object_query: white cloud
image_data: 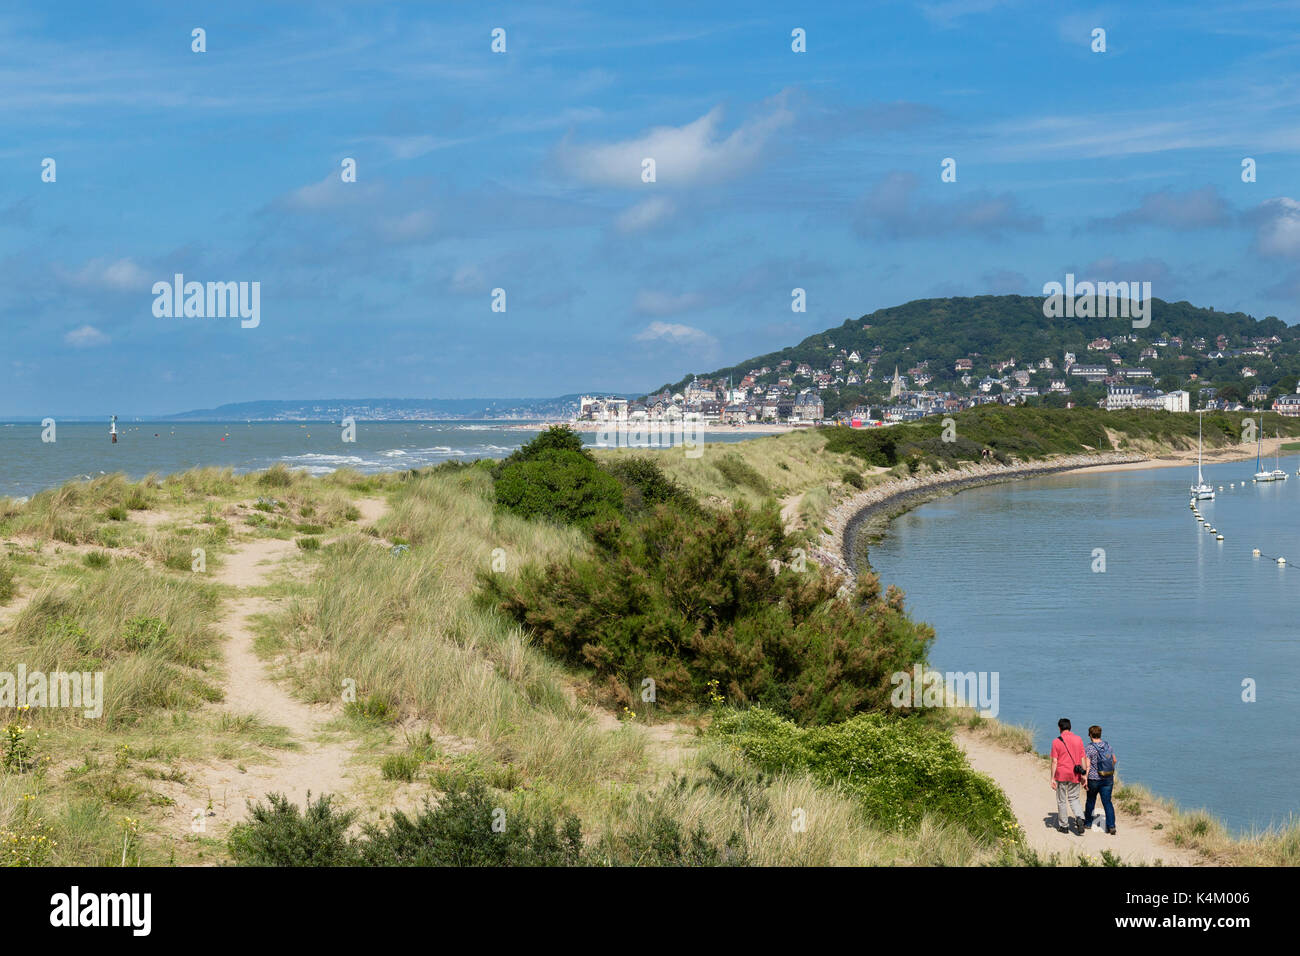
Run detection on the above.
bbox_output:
[634,321,714,346]
[556,98,794,188]
[634,290,707,316]
[450,263,485,294]
[69,257,148,291]
[64,325,110,348]
[616,197,676,234]
[375,209,435,242]
[1250,197,1300,258]
[362,135,472,161]
[281,174,382,212]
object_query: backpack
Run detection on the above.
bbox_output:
[1093,741,1115,777]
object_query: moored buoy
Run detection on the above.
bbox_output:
[1279,557,1287,565]
[1217,534,1224,540]
[1253,548,1261,556]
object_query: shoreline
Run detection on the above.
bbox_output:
[814,445,1285,861]
[816,451,1147,580]
[819,437,1297,579]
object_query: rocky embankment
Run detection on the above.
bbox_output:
[813,452,1148,580]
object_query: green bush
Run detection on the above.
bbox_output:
[482,502,932,724]
[842,470,865,489]
[714,707,1017,843]
[229,781,747,867]
[296,537,321,551]
[602,457,700,518]
[84,551,111,569]
[493,425,586,472]
[494,449,623,528]
[0,559,14,604]
[228,792,357,866]
[105,506,128,522]
[357,781,584,866]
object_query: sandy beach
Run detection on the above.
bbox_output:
[1073,435,1292,474]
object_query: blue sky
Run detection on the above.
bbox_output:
[4,0,1300,415]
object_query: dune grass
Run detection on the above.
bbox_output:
[591,429,867,509]
[4,445,1285,867]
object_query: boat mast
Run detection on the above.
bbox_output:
[1197,411,1204,484]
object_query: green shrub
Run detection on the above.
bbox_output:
[228,793,357,866]
[593,805,749,866]
[105,506,128,522]
[296,537,321,551]
[491,425,586,477]
[0,559,14,604]
[84,551,111,569]
[494,449,623,528]
[483,502,932,724]
[842,470,865,489]
[602,457,700,518]
[357,781,584,866]
[229,782,748,867]
[714,708,1017,843]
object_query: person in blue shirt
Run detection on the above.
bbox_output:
[1083,725,1118,835]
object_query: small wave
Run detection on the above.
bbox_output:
[280,454,369,466]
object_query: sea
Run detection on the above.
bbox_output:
[863,455,1300,834]
[0,420,758,500]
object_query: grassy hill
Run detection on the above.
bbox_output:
[653,295,1299,415]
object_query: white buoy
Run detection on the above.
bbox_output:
[1279,557,1287,565]
[1253,548,1261,556]
[1218,486,1223,491]
[1217,534,1224,540]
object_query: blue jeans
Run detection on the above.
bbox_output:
[1086,778,1116,829]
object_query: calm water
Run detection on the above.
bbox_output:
[865,457,1300,834]
[0,421,758,499]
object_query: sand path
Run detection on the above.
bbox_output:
[955,730,1207,866]
[174,499,390,837]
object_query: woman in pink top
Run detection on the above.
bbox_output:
[1050,717,1089,834]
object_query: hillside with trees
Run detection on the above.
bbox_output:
[652,296,1299,418]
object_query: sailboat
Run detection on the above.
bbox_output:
[1254,416,1282,481]
[1270,427,1288,481]
[1191,410,1214,499]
